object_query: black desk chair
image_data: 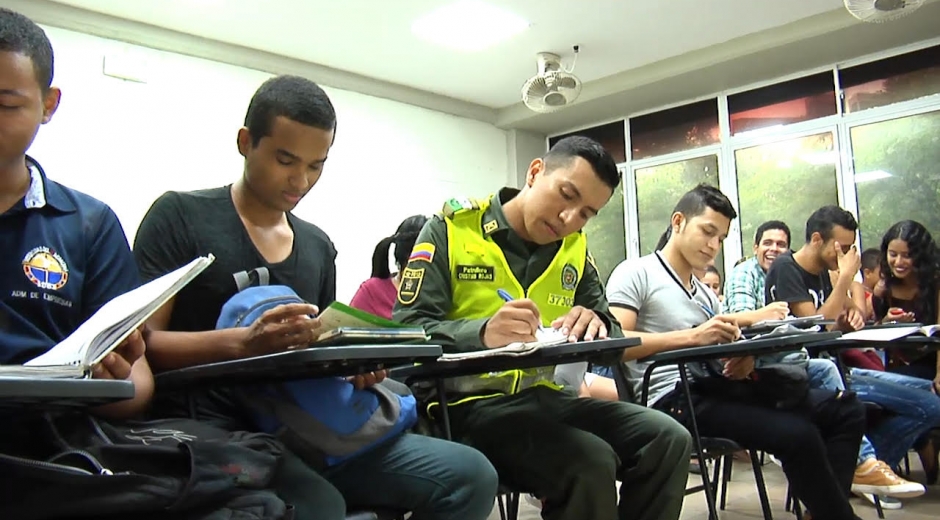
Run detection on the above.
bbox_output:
[614,363,773,520]
[631,332,840,520]
[155,345,443,520]
[394,338,640,520]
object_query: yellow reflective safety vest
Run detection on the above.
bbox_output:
[435,196,587,409]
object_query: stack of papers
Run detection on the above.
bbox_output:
[440,327,568,361]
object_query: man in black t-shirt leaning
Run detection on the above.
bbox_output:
[133,76,498,520]
[766,206,937,504]
[765,205,864,331]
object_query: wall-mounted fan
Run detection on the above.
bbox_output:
[521,47,582,113]
[844,0,924,23]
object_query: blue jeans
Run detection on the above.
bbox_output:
[807,358,879,463]
[849,368,940,468]
[274,433,499,520]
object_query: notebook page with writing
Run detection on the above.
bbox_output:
[440,327,568,361]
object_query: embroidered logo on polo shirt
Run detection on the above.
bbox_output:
[22,247,69,291]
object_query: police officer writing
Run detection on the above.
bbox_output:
[394,136,692,520]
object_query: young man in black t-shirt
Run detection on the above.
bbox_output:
[133,76,498,520]
[765,205,864,329]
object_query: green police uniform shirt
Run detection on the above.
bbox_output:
[392,188,622,353]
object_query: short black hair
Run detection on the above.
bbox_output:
[754,220,791,247]
[804,205,857,243]
[543,136,620,191]
[673,183,737,221]
[705,264,721,277]
[0,8,54,92]
[860,247,881,273]
[244,75,336,147]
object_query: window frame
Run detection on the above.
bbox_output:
[544,37,940,275]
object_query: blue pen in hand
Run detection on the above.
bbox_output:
[497,288,515,302]
[497,289,554,335]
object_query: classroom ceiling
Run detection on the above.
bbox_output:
[27,0,940,133]
[46,0,845,109]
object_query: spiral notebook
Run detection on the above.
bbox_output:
[439,327,568,361]
[0,255,214,379]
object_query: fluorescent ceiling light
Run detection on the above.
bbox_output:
[412,0,530,52]
[854,170,893,183]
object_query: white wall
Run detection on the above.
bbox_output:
[29,26,510,303]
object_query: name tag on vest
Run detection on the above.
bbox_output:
[457,265,495,282]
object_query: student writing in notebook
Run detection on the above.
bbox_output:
[394,136,693,520]
[0,9,152,419]
[133,76,498,520]
[598,186,866,520]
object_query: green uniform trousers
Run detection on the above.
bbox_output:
[447,386,691,520]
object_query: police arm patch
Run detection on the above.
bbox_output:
[397,267,425,305]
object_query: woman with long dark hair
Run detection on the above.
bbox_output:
[874,220,940,384]
[349,215,429,319]
[873,220,940,484]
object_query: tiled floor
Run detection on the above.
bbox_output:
[486,457,940,520]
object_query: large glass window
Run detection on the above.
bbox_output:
[852,110,940,249]
[734,132,840,255]
[630,100,719,160]
[583,182,626,284]
[841,45,940,113]
[635,155,721,261]
[728,73,837,135]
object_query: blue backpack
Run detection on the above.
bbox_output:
[216,285,417,469]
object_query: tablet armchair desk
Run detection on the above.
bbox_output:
[637,331,842,520]
[154,344,443,390]
[392,337,641,440]
[0,377,135,410]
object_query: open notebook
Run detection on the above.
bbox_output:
[440,327,568,361]
[312,302,428,345]
[840,324,940,342]
[0,255,214,379]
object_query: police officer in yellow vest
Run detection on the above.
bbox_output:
[393,136,692,520]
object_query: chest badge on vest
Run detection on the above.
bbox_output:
[561,263,579,291]
[457,265,495,282]
[22,246,69,291]
[398,267,425,305]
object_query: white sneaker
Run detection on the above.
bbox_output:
[524,494,543,510]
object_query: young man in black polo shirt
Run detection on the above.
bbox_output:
[133,75,498,520]
[0,8,151,418]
